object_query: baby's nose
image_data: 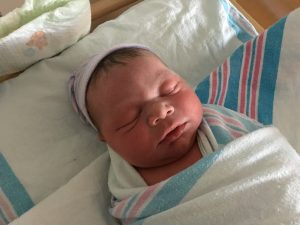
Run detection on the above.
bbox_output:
[147,102,174,126]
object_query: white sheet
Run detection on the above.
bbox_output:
[0,0,257,223]
[9,153,118,225]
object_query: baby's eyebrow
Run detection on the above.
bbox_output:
[155,68,168,77]
[115,99,138,110]
[111,101,139,121]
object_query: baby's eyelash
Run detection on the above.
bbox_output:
[117,121,132,130]
[117,113,140,132]
[165,84,179,95]
[123,118,138,132]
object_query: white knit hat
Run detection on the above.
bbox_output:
[68,43,152,130]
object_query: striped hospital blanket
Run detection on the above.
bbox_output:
[196,8,300,151]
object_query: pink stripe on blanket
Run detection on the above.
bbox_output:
[205,117,245,138]
[239,41,252,114]
[228,5,257,37]
[0,219,5,225]
[204,107,247,131]
[0,190,18,223]
[113,198,127,219]
[250,33,266,119]
[218,59,230,105]
[209,70,218,104]
[124,184,161,224]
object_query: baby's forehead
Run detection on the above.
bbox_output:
[86,50,174,105]
[88,57,172,94]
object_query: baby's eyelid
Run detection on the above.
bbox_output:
[117,113,140,131]
[166,83,179,95]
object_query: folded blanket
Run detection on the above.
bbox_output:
[110,127,300,225]
[0,0,90,78]
[196,7,300,152]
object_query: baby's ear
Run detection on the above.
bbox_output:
[98,132,106,142]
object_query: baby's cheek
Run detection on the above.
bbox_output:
[184,93,203,122]
[132,123,151,140]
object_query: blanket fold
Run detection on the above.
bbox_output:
[110,127,300,225]
[0,0,91,78]
[196,7,300,152]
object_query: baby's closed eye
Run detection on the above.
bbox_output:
[116,111,141,132]
[161,82,180,96]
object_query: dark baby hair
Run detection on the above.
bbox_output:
[89,47,151,85]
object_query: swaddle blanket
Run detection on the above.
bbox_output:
[196,7,300,152]
[110,126,300,225]
[108,104,263,201]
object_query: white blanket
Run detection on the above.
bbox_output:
[10,127,300,225]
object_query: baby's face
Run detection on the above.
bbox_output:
[86,53,203,168]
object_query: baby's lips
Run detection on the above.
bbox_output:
[159,122,187,144]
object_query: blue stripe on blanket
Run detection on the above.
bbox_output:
[195,16,287,125]
[133,151,221,225]
[195,76,210,103]
[257,17,286,124]
[216,68,222,102]
[0,153,34,223]
[223,44,243,109]
[246,38,256,115]
[219,0,256,42]
[123,195,138,218]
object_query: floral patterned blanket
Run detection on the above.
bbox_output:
[0,0,90,79]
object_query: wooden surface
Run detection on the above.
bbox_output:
[230,0,300,32]
[90,0,141,29]
[0,0,23,15]
[91,0,142,30]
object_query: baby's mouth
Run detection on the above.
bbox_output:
[159,122,187,144]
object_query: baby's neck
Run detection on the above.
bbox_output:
[136,142,202,185]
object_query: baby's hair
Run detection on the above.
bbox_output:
[89,47,151,85]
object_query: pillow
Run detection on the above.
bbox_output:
[0,0,257,223]
[0,0,91,78]
[80,0,257,86]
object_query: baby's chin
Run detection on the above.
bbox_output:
[134,142,200,185]
[135,145,195,169]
